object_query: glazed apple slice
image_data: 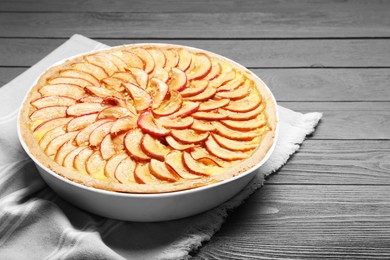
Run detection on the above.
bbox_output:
[209,70,236,88]
[115,157,137,183]
[124,83,152,112]
[165,151,201,179]
[147,48,166,68]
[124,129,151,161]
[63,146,85,169]
[177,49,192,71]
[110,115,138,135]
[197,98,230,112]
[165,136,198,151]
[221,114,266,131]
[99,53,128,71]
[149,159,178,182]
[215,83,249,99]
[33,117,72,141]
[100,134,116,160]
[89,121,113,147]
[71,62,108,80]
[204,62,221,81]
[171,129,209,144]
[97,106,134,119]
[111,71,138,85]
[186,53,212,80]
[39,126,66,151]
[112,51,144,69]
[54,140,77,165]
[30,106,68,130]
[152,89,182,116]
[130,48,155,74]
[151,68,169,83]
[134,163,159,184]
[78,96,104,103]
[167,68,187,91]
[48,77,92,88]
[212,121,260,141]
[205,136,249,161]
[137,110,170,136]
[190,147,231,167]
[45,131,78,157]
[169,101,199,118]
[184,86,217,102]
[157,116,194,129]
[84,86,124,99]
[141,134,170,161]
[67,113,98,132]
[75,119,112,145]
[212,133,259,152]
[217,73,245,92]
[127,68,149,89]
[182,151,222,176]
[104,152,128,180]
[74,147,94,174]
[86,151,107,180]
[60,69,100,86]
[39,84,86,99]
[192,110,228,120]
[85,55,118,76]
[163,49,179,69]
[221,103,265,121]
[112,132,126,152]
[147,78,168,109]
[67,103,106,116]
[180,80,208,98]
[223,92,262,112]
[191,119,216,132]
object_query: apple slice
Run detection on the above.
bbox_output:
[184,86,216,102]
[182,151,222,176]
[167,68,187,91]
[212,121,260,141]
[45,131,78,157]
[127,68,148,89]
[217,74,247,92]
[101,96,135,113]
[33,117,72,141]
[147,78,168,109]
[74,147,94,174]
[149,159,178,182]
[112,132,126,152]
[104,152,128,180]
[54,140,77,165]
[151,68,169,83]
[191,119,216,132]
[205,136,249,161]
[30,106,68,128]
[134,163,159,184]
[75,119,112,145]
[71,62,108,80]
[152,89,182,116]
[86,151,107,180]
[186,53,212,80]
[137,110,170,136]
[111,71,138,85]
[48,77,92,88]
[165,136,197,151]
[111,115,138,135]
[60,69,100,86]
[112,51,144,69]
[78,96,104,103]
[102,77,126,92]
[115,157,136,183]
[204,62,221,81]
[85,55,118,76]
[209,70,236,89]
[141,134,170,161]
[157,116,194,129]
[147,48,166,68]
[171,129,209,144]
[215,83,249,99]
[192,110,228,120]
[124,129,151,161]
[130,48,155,74]
[212,133,259,152]
[39,84,86,99]
[89,121,113,147]
[169,101,199,118]
[84,86,124,99]
[163,49,179,69]
[223,92,262,112]
[99,53,128,71]
[39,126,66,151]
[221,114,266,131]
[124,83,152,112]
[165,151,201,179]
[67,103,106,116]
[63,147,85,169]
[177,49,192,71]
[97,106,133,119]
[67,113,98,132]
[198,98,230,112]
[180,80,208,98]
[100,134,116,160]
[221,103,265,121]
[190,147,231,167]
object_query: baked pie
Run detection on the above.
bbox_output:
[19,44,277,193]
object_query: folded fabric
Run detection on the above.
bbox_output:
[0,34,322,260]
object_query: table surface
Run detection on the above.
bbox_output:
[1,0,390,258]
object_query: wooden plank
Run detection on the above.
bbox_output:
[0,68,25,86]
[268,140,390,185]
[0,12,389,38]
[3,38,390,68]
[194,185,390,259]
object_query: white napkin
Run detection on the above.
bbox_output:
[0,34,322,260]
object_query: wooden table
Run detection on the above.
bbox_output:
[1,0,389,258]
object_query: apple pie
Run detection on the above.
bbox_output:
[19,44,277,193]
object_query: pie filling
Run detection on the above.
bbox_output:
[20,45,277,193]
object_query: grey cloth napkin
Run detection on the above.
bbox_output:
[0,34,322,260]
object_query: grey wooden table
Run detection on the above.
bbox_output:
[1,0,390,258]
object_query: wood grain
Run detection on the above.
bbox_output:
[0,12,389,38]
[194,185,390,259]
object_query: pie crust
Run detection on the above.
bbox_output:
[19,44,277,194]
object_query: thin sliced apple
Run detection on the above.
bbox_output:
[149,159,178,182]
[124,83,152,112]
[204,62,221,81]
[180,80,208,98]
[124,129,151,161]
[212,133,259,152]
[100,134,116,160]
[165,151,201,179]
[192,110,228,120]
[182,151,222,176]
[167,68,187,91]
[151,68,169,83]
[112,132,126,152]
[165,136,197,151]
[60,69,100,86]
[157,116,194,129]
[147,48,166,68]
[147,78,168,109]
[177,49,192,71]
[39,84,85,99]
[111,71,138,85]
[127,68,148,89]
[75,119,112,145]
[54,140,77,165]
[152,89,182,116]
[102,77,126,92]
[134,163,159,184]
[85,55,117,76]
[217,74,247,92]
[89,121,113,147]
[39,126,66,151]
[71,62,108,80]
[191,147,231,167]
[67,113,98,132]
[104,152,128,179]
[184,86,216,102]
[191,119,216,132]
[45,131,78,157]
[111,115,138,135]
[221,114,266,130]
[115,157,137,184]
[74,147,94,174]
[78,96,104,103]
[141,134,170,161]
[97,106,133,119]
[137,110,170,136]
[215,83,249,99]
[169,101,199,118]
[130,48,155,74]
[33,117,72,141]
[221,103,265,121]
[171,129,209,144]
[30,106,68,129]
[84,86,123,99]
[63,147,85,168]
[186,53,212,80]
[198,98,230,112]
[99,53,128,71]
[223,92,262,112]
[48,77,92,88]
[163,49,179,69]
[86,151,107,180]
[67,102,106,116]
[112,51,144,69]
[209,70,236,89]
[212,121,259,141]
[205,136,249,161]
